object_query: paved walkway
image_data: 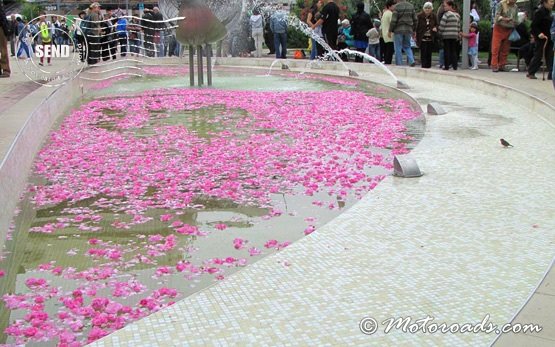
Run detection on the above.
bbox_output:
[0,71,42,115]
[2,59,555,346]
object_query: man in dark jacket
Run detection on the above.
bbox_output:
[270,6,288,59]
[0,4,11,77]
[527,0,554,80]
[313,0,339,51]
[142,9,156,57]
[389,0,417,66]
[8,14,18,57]
[263,13,275,55]
[350,2,372,62]
[152,7,165,57]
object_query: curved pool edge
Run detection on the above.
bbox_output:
[86,59,555,346]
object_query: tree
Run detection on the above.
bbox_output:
[20,3,44,21]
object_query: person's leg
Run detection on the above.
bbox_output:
[316,39,324,57]
[450,40,458,70]
[491,26,502,70]
[310,38,317,59]
[88,34,100,64]
[326,29,338,51]
[10,36,16,56]
[420,41,426,67]
[274,33,280,59]
[355,46,364,62]
[120,36,127,57]
[384,42,393,64]
[438,48,444,68]
[23,41,31,58]
[421,41,431,68]
[17,41,24,58]
[443,39,453,70]
[499,32,511,70]
[111,37,117,59]
[258,32,264,57]
[253,33,259,58]
[528,38,545,77]
[545,42,553,80]
[552,54,555,89]
[488,28,494,67]
[281,32,287,59]
[393,34,403,65]
[473,54,479,69]
[403,33,415,65]
[368,44,376,58]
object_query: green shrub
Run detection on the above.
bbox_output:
[287,26,310,49]
[477,20,491,52]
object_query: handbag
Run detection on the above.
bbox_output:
[508,28,520,42]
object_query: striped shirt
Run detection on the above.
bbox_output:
[439,11,460,40]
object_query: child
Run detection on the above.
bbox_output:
[461,22,479,70]
[366,20,380,60]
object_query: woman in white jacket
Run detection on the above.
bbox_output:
[250,8,264,58]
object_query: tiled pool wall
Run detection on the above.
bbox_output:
[0,78,90,252]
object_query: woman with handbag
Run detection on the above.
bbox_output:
[491,0,518,72]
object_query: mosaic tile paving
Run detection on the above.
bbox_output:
[91,73,555,346]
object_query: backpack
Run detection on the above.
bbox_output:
[294,49,305,59]
[116,18,127,36]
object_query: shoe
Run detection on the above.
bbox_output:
[39,62,44,66]
[443,67,449,71]
[471,66,479,70]
[0,73,10,78]
[492,68,499,72]
[48,63,52,66]
[526,74,537,79]
[409,62,415,67]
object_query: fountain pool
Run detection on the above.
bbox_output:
[0,66,422,346]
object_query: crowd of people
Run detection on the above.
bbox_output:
[0,2,183,76]
[72,3,183,65]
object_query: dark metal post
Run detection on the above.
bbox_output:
[197,45,204,86]
[206,43,212,86]
[189,45,195,86]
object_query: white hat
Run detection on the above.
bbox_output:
[341,19,350,26]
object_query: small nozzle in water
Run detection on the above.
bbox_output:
[397,80,410,89]
[281,64,289,70]
[348,69,359,77]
